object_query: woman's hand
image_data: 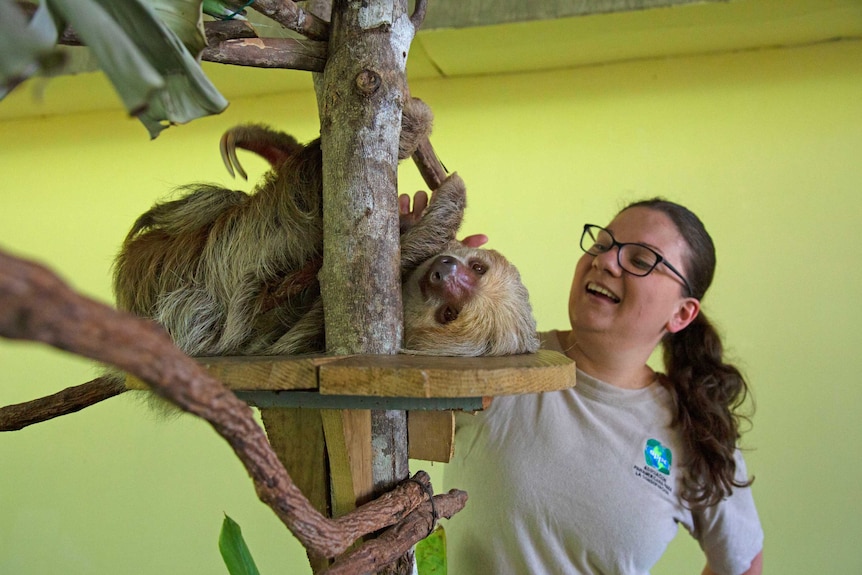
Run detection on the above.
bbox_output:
[702,550,762,575]
[460,234,488,248]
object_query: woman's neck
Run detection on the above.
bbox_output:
[558,329,656,390]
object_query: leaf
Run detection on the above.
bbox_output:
[44,0,166,116]
[415,525,447,575]
[0,0,63,97]
[1,0,227,137]
[218,514,262,575]
[149,0,207,56]
[47,0,228,138]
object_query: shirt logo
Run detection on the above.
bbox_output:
[644,438,672,475]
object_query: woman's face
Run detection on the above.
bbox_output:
[568,206,698,352]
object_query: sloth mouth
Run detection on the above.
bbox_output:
[586,282,620,303]
[436,304,460,324]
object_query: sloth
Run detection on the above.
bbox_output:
[112,98,539,358]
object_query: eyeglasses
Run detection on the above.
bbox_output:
[579,224,693,296]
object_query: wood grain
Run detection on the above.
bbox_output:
[322,409,374,517]
[319,350,576,397]
[407,410,455,463]
[127,350,575,399]
[125,354,336,391]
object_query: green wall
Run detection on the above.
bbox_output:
[1,38,860,573]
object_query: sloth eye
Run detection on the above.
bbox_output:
[470,261,487,275]
[437,305,460,324]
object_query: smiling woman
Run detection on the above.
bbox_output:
[444,198,763,575]
[580,223,694,297]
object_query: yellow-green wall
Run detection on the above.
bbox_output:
[2,38,861,573]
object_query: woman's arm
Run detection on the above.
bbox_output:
[702,550,763,575]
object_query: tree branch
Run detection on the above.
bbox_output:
[249,0,330,41]
[323,490,468,575]
[0,376,126,431]
[0,248,465,569]
[202,37,327,71]
[204,19,260,45]
[410,0,428,31]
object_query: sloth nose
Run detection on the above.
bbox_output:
[429,256,458,284]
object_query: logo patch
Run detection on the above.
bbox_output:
[644,439,672,475]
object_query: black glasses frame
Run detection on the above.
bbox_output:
[579,224,694,297]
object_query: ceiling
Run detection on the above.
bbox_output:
[1,0,860,120]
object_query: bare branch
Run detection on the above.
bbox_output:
[322,490,469,575]
[0,376,126,431]
[249,0,330,41]
[0,248,465,566]
[204,19,259,45]
[202,37,326,71]
[410,0,428,31]
[333,470,431,538]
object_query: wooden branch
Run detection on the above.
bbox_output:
[333,470,429,535]
[0,248,464,568]
[0,376,126,431]
[204,19,259,45]
[202,38,327,71]
[249,0,330,41]
[323,490,468,575]
[411,138,448,191]
[410,0,428,30]
[0,250,333,553]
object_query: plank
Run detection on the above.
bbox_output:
[319,349,576,397]
[321,409,374,516]
[126,350,575,399]
[408,410,455,463]
[124,354,334,391]
[234,391,486,411]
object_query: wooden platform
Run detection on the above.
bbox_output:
[126,349,576,407]
[126,350,575,492]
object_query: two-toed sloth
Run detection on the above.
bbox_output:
[113,98,539,358]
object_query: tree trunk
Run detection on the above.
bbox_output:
[315,1,418,573]
[318,0,410,356]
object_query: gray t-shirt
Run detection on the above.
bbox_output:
[443,330,763,575]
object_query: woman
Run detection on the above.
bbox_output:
[440,199,763,575]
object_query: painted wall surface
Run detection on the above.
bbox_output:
[1,39,860,573]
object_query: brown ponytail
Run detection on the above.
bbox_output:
[623,198,753,507]
[661,312,752,507]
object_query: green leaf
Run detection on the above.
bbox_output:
[44,0,166,116]
[47,0,228,138]
[149,0,207,56]
[219,514,261,575]
[1,0,227,137]
[416,525,447,575]
[0,0,63,97]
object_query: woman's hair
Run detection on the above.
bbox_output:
[623,198,753,508]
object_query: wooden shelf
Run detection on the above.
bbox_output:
[126,350,575,462]
[126,349,575,410]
